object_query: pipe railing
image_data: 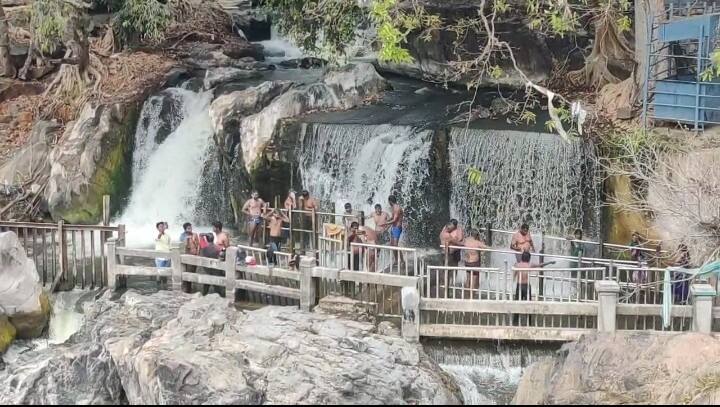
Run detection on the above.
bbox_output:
[439,244,638,267]
[349,241,418,276]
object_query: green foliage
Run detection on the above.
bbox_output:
[31,0,73,54]
[493,0,510,14]
[372,0,413,63]
[519,110,537,125]
[113,0,171,44]
[489,65,504,80]
[700,49,720,81]
[262,0,366,56]
[468,167,484,186]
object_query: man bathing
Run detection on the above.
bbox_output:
[381,195,404,247]
[368,203,390,243]
[440,219,465,267]
[511,223,535,262]
[242,191,266,246]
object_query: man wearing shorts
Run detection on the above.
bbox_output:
[440,219,464,267]
[242,191,266,246]
[464,229,487,294]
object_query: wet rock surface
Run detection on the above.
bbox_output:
[0,291,461,405]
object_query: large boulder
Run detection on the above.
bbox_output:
[44,102,138,223]
[237,63,389,172]
[513,332,720,405]
[0,291,187,404]
[0,232,49,340]
[0,316,15,355]
[0,291,461,405]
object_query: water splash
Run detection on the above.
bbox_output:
[425,341,557,405]
[118,87,215,246]
[257,26,304,63]
[297,123,434,245]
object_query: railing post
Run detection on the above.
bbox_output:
[288,210,294,252]
[359,210,365,227]
[691,283,716,334]
[312,209,318,254]
[401,285,420,343]
[106,239,117,290]
[225,247,238,306]
[539,231,545,299]
[102,195,110,226]
[58,220,67,286]
[485,222,493,246]
[299,256,317,312]
[596,280,620,333]
[170,245,183,292]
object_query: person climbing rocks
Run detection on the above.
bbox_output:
[242,191,266,247]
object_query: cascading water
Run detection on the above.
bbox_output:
[257,26,304,62]
[117,87,215,246]
[425,341,558,405]
[297,123,437,245]
[2,290,90,364]
[449,128,600,257]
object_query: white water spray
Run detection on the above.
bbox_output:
[118,88,215,246]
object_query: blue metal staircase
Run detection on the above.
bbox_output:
[643,4,720,130]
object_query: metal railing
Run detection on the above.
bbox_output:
[0,220,126,289]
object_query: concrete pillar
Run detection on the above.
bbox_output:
[596,280,620,333]
[225,247,239,306]
[170,245,183,292]
[106,239,117,290]
[691,283,716,334]
[299,256,318,312]
[401,286,420,343]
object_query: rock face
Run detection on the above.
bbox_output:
[513,332,720,405]
[0,120,61,186]
[0,232,49,340]
[237,62,389,172]
[0,291,461,405]
[206,63,389,225]
[44,102,138,223]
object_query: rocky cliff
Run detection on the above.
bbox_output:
[513,332,720,405]
[0,290,461,405]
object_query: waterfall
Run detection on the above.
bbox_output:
[297,123,435,245]
[257,26,304,62]
[449,127,599,260]
[118,87,215,246]
[3,290,91,364]
[425,341,557,405]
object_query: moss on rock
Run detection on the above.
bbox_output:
[0,315,17,354]
[9,291,51,339]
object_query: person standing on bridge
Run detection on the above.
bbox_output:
[299,190,320,250]
[242,191,266,247]
[264,208,289,265]
[566,228,585,270]
[213,222,231,250]
[463,229,487,295]
[380,195,404,266]
[343,202,362,231]
[511,223,535,262]
[514,251,555,325]
[348,221,364,271]
[440,219,465,267]
[180,222,200,256]
[367,203,390,244]
[154,221,172,288]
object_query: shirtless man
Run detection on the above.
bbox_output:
[265,209,289,264]
[510,223,535,262]
[464,229,487,294]
[213,221,230,250]
[367,203,390,243]
[284,190,296,213]
[242,191,266,246]
[513,251,555,324]
[265,209,289,248]
[360,225,379,272]
[440,219,465,267]
[343,202,361,231]
[299,190,319,212]
[381,195,404,247]
[348,222,364,271]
